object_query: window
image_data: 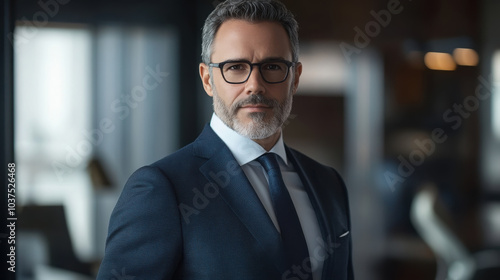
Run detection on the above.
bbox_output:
[15,23,180,262]
[15,25,94,260]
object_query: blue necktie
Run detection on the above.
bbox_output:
[257,153,311,274]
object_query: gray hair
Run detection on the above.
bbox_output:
[201,0,299,64]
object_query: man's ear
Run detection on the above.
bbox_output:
[199,63,214,97]
[292,62,302,95]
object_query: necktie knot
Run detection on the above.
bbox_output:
[256,153,280,173]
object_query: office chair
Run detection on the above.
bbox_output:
[19,205,94,277]
[410,183,500,280]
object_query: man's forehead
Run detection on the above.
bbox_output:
[211,19,293,61]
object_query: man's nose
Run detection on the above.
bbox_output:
[244,66,265,94]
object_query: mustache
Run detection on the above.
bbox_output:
[234,94,278,109]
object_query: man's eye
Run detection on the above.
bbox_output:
[226,64,247,71]
[263,63,283,71]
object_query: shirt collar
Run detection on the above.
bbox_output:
[210,113,288,166]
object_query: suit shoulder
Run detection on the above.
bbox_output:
[149,142,196,169]
[143,141,212,183]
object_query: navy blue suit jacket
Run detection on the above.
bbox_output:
[97,125,353,279]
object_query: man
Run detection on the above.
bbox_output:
[97,0,353,279]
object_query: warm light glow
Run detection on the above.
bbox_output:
[453,48,479,66]
[424,52,457,71]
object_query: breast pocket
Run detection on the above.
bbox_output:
[331,230,350,278]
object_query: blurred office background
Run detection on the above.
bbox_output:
[1,0,500,279]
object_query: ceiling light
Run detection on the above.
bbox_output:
[424,52,457,71]
[453,48,479,66]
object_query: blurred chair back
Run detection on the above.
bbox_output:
[19,205,93,276]
[410,184,475,280]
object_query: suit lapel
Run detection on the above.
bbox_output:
[194,125,287,273]
[286,147,337,279]
[286,147,335,236]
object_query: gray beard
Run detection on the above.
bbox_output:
[212,85,293,140]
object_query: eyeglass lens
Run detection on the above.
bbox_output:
[222,61,289,83]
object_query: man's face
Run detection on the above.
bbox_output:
[200,19,302,139]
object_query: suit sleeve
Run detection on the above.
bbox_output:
[97,166,182,279]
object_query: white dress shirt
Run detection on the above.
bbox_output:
[210,113,324,280]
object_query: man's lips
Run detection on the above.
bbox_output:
[240,104,272,109]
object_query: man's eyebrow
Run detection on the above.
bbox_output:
[219,56,289,63]
[219,58,251,63]
[261,56,287,61]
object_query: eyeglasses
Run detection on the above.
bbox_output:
[208,59,296,84]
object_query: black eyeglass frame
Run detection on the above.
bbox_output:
[208,59,296,84]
